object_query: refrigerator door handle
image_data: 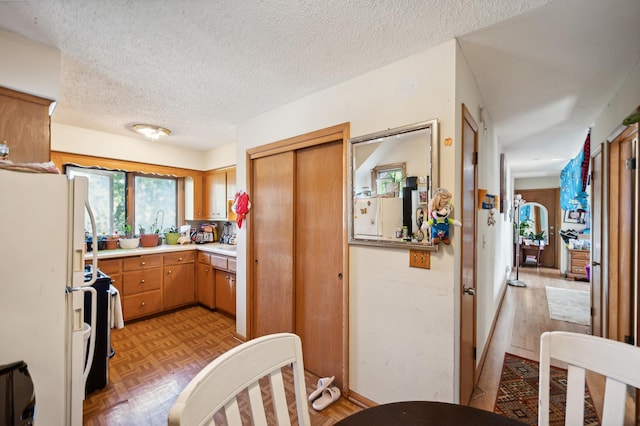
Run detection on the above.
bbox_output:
[85,200,98,286]
[71,286,97,384]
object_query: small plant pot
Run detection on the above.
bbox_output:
[119,237,140,249]
[105,239,118,250]
[165,232,180,245]
[140,233,159,247]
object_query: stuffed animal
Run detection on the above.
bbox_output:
[425,187,461,245]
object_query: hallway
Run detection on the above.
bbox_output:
[469,268,634,423]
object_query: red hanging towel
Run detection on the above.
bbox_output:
[232,191,251,229]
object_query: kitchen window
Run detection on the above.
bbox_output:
[66,166,177,236]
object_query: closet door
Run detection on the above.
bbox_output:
[607,127,636,342]
[295,141,344,382]
[251,151,295,336]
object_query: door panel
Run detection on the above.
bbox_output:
[590,147,603,337]
[295,141,344,383]
[460,104,478,405]
[252,152,295,336]
[607,131,635,342]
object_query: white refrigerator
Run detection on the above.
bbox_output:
[0,168,98,425]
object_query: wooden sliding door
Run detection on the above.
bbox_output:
[248,123,349,391]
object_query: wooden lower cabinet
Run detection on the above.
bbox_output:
[163,251,195,309]
[197,252,236,316]
[215,269,236,317]
[163,263,196,309]
[92,250,232,321]
[122,255,163,321]
[197,253,215,309]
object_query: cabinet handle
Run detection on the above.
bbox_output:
[168,270,173,274]
[178,257,183,261]
[205,268,209,272]
[140,279,145,284]
[140,302,146,307]
[141,261,146,266]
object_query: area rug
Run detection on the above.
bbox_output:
[494,353,598,425]
[545,286,590,325]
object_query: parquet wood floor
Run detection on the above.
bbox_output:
[83,306,361,425]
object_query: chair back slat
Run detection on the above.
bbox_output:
[247,381,268,425]
[539,331,640,426]
[168,333,311,426]
[269,369,291,424]
[602,378,627,425]
[564,365,585,426]
[223,398,243,425]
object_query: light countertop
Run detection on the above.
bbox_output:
[84,242,237,260]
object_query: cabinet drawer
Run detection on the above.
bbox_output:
[123,255,162,271]
[571,266,586,275]
[198,252,210,264]
[210,254,228,269]
[98,258,122,275]
[571,250,590,260]
[164,251,195,265]
[227,258,236,272]
[571,258,590,268]
[123,291,161,320]
[123,269,162,295]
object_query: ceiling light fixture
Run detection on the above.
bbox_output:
[132,124,171,140]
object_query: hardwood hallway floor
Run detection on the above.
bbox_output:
[469,267,634,424]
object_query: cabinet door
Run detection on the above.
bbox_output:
[215,269,235,316]
[197,261,215,309]
[163,263,195,309]
[205,171,227,220]
[0,87,52,163]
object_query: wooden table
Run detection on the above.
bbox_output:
[519,243,544,267]
[334,401,524,425]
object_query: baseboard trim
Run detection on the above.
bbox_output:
[474,278,509,383]
[346,390,377,409]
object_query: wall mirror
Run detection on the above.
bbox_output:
[519,201,549,245]
[348,119,439,250]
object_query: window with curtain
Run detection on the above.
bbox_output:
[66,166,177,236]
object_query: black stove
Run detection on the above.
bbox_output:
[83,264,109,282]
[82,264,112,395]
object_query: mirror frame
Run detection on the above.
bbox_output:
[348,119,439,250]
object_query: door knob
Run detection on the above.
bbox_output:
[592,261,601,267]
[463,286,475,296]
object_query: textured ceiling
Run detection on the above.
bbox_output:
[0,0,639,177]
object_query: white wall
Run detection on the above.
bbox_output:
[455,42,513,385]
[0,28,60,104]
[591,58,640,147]
[515,176,559,190]
[235,40,459,403]
[52,123,206,170]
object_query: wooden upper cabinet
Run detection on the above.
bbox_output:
[0,86,54,163]
[204,167,236,220]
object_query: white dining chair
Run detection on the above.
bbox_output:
[168,332,311,426]
[538,331,640,425]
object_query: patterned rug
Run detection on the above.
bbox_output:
[494,353,599,425]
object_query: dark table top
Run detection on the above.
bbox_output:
[334,401,525,426]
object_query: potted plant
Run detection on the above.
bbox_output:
[140,210,164,247]
[164,225,180,245]
[119,222,140,249]
[529,230,546,246]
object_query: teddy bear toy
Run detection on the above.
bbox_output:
[424,187,461,245]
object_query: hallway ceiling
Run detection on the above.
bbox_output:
[0,0,638,177]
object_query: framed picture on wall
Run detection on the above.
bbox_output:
[564,209,585,224]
